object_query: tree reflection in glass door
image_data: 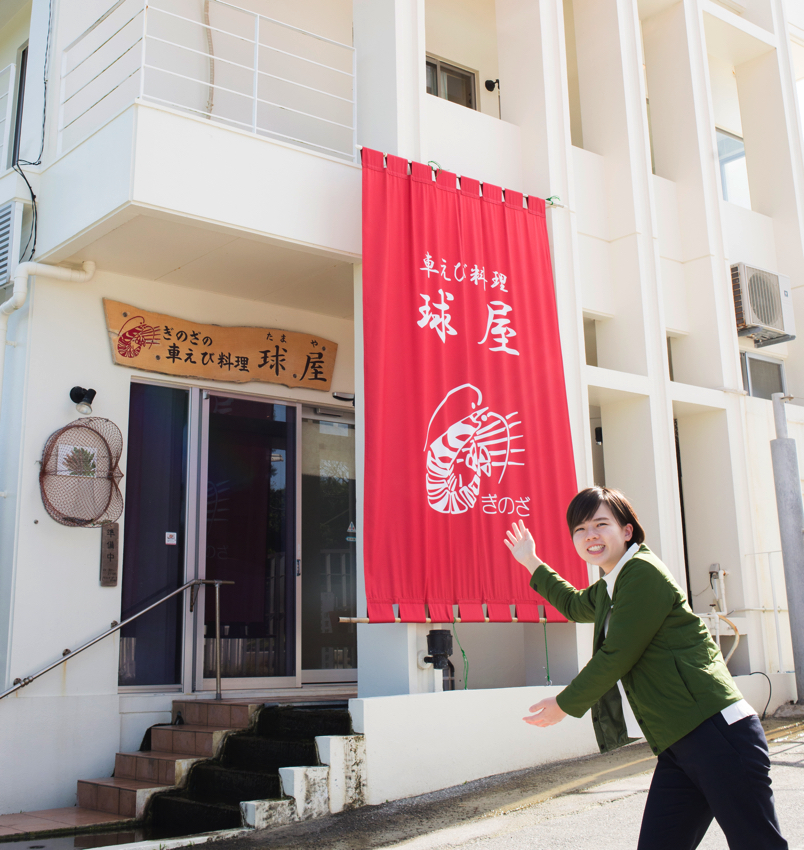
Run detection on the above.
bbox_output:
[301,418,357,675]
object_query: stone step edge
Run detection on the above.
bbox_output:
[114,752,203,786]
[150,726,234,759]
[171,701,262,730]
[77,780,175,819]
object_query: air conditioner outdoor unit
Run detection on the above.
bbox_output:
[731,262,796,348]
[0,201,13,288]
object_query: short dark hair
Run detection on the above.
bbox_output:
[566,487,646,545]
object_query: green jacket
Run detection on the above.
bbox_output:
[529,544,743,755]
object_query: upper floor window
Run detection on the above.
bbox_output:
[426,56,476,111]
[741,352,785,400]
[716,128,751,209]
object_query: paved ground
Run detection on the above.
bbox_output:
[197,722,804,850]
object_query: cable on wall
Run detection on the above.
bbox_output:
[12,0,53,262]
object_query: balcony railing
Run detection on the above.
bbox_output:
[0,64,16,171]
[59,0,356,161]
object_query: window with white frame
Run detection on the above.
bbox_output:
[716,128,751,209]
[741,352,786,400]
[426,56,477,111]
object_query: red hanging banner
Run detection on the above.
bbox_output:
[361,149,585,623]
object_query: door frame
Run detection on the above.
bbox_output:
[193,387,303,692]
[299,405,358,685]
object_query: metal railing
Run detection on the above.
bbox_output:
[0,578,234,702]
[0,64,16,172]
[59,0,356,160]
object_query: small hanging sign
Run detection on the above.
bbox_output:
[100,522,120,587]
[103,300,338,391]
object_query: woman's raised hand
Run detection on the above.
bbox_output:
[504,520,542,575]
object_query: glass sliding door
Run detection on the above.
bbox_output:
[198,393,299,689]
[119,383,189,686]
[301,414,357,682]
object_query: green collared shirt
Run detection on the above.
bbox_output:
[529,544,743,755]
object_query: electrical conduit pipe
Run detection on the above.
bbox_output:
[0,261,96,422]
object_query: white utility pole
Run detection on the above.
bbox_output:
[771,392,804,703]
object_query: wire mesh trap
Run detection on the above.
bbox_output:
[39,418,124,527]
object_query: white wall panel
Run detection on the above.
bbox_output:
[421,94,523,188]
[572,146,609,241]
[576,233,614,317]
[661,258,690,334]
[722,197,779,269]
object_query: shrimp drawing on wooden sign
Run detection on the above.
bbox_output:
[116,315,161,358]
[424,383,524,515]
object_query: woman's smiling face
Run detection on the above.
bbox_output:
[571,503,633,574]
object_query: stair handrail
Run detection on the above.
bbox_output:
[0,578,234,702]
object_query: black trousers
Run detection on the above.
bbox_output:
[637,713,787,850]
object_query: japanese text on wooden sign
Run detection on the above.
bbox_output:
[100,522,120,587]
[103,300,338,391]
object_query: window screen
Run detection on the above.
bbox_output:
[742,353,785,400]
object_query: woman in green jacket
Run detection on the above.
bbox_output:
[504,486,787,850]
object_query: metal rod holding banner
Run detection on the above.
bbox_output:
[340,617,547,624]
[354,148,565,207]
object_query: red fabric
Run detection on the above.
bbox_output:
[515,603,543,623]
[486,603,513,623]
[458,603,486,623]
[427,602,454,623]
[398,602,427,622]
[361,149,585,624]
[366,601,395,623]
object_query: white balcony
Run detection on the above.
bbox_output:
[36,2,361,315]
[59,0,356,161]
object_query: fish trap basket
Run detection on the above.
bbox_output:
[39,418,124,527]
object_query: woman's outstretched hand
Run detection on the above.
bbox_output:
[523,697,567,727]
[504,520,542,575]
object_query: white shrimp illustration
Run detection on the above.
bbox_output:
[424,384,524,514]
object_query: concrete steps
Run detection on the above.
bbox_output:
[145,703,352,839]
[0,699,261,839]
[0,698,355,841]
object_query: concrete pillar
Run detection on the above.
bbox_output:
[571,0,650,378]
[353,0,425,160]
[495,0,590,484]
[770,393,804,702]
[642,1,734,391]
[496,0,595,678]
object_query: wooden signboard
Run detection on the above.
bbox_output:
[103,300,338,391]
[100,522,120,587]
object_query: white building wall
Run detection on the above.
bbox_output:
[0,269,354,814]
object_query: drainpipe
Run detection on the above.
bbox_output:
[770,392,804,703]
[0,261,96,423]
